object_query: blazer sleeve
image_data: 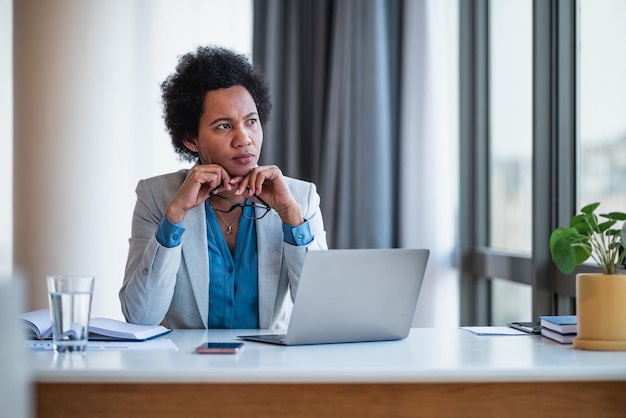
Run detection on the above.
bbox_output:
[282,179,328,298]
[119,175,183,325]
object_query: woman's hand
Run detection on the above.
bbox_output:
[235,165,304,226]
[165,165,241,224]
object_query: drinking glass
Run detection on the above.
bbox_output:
[47,275,94,353]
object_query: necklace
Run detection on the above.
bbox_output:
[213,207,241,235]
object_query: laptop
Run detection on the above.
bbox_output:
[238,248,429,345]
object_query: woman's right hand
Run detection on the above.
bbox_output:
[164,164,237,223]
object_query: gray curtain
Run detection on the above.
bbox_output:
[253,0,403,249]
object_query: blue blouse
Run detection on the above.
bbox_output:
[155,202,312,329]
[204,202,259,328]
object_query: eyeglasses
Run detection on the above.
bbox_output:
[208,185,272,220]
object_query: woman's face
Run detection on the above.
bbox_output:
[186,85,263,177]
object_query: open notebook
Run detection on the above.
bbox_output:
[21,309,171,341]
[239,248,429,345]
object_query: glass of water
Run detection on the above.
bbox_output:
[46,275,94,353]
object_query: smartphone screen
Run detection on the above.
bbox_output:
[195,342,244,354]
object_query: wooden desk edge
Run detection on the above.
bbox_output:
[37,380,626,418]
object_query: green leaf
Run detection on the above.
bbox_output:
[606,211,626,221]
[549,227,579,253]
[606,229,621,237]
[581,202,600,214]
[598,220,616,234]
[551,239,576,273]
[570,215,593,235]
[571,241,592,265]
[549,227,592,273]
[570,213,587,226]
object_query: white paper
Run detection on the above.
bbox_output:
[460,326,529,336]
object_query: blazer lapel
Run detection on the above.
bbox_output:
[256,211,283,328]
[181,203,209,328]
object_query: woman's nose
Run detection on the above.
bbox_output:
[232,126,252,146]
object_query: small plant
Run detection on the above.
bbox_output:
[550,202,626,274]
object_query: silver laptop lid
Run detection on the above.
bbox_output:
[283,248,429,345]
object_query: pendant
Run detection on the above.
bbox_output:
[226,226,233,235]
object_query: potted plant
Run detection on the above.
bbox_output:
[550,202,626,350]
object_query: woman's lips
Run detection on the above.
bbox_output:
[233,153,255,165]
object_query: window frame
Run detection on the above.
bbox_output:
[459,0,580,325]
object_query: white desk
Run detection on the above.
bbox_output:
[29,328,626,417]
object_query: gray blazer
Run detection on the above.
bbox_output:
[119,169,327,329]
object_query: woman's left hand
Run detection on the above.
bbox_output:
[234,165,304,226]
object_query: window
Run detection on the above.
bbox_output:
[487,0,534,325]
[460,0,588,325]
[488,0,533,254]
[579,0,626,214]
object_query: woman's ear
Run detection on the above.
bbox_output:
[183,139,198,153]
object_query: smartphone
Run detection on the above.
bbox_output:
[508,321,542,334]
[195,342,244,354]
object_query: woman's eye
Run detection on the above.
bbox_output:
[217,123,231,130]
[246,118,258,126]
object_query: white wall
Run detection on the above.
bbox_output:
[13,0,251,319]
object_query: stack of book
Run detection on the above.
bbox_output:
[539,315,577,344]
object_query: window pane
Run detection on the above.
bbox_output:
[488,0,533,252]
[491,278,532,324]
[579,0,626,213]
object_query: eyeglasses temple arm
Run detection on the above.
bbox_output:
[253,194,271,209]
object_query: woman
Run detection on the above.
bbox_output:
[120,46,327,329]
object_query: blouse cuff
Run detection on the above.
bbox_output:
[156,217,185,248]
[282,219,313,246]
